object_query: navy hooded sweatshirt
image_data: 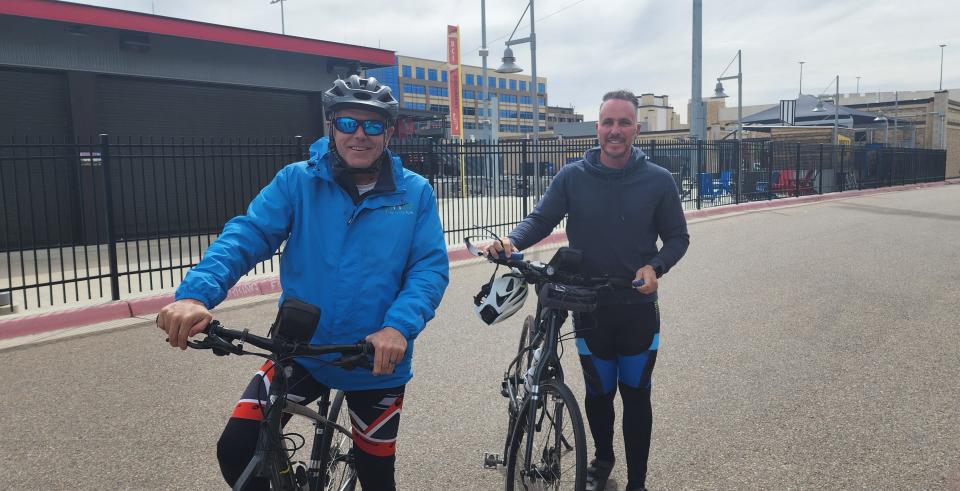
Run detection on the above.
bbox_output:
[509,146,690,303]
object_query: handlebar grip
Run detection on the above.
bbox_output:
[632,279,645,288]
[496,250,524,261]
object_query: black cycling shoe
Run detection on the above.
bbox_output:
[585,458,614,491]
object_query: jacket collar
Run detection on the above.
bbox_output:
[307,137,406,193]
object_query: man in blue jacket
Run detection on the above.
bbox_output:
[156,75,449,490]
[484,90,689,491]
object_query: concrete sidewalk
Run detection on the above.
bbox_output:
[1,178,955,349]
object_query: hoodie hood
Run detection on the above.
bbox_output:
[583,146,647,177]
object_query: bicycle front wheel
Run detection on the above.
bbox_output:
[323,391,357,491]
[505,381,586,490]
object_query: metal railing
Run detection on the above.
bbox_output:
[0,135,946,311]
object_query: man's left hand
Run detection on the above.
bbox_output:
[365,327,408,376]
[634,265,659,295]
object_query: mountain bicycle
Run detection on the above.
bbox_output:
[466,234,642,491]
[183,302,372,491]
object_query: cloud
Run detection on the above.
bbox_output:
[66,0,960,124]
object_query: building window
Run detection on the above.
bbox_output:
[429,104,450,113]
[402,65,412,78]
[538,96,545,106]
[466,74,474,86]
[415,67,425,79]
[464,122,477,129]
[498,78,506,89]
[519,80,527,92]
[463,89,475,99]
[463,106,476,115]
[520,95,532,105]
[403,83,426,95]
[509,79,517,91]
[441,71,448,82]
[428,86,449,97]
[538,83,545,93]
[501,94,517,104]
[488,76,496,88]
[428,69,437,81]
[403,101,426,110]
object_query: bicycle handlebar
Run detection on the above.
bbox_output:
[464,236,642,290]
[185,320,373,368]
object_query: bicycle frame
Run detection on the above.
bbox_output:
[499,302,570,475]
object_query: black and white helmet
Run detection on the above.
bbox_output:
[474,269,528,325]
[323,75,399,121]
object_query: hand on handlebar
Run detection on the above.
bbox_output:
[157,299,213,350]
[480,236,518,260]
[634,265,658,295]
[365,326,407,376]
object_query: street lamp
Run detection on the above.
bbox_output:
[939,44,947,91]
[856,76,861,95]
[714,49,743,203]
[714,49,742,145]
[810,75,840,145]
[269,0,286,35]
[874,111,889,146]
[496,0,541,189]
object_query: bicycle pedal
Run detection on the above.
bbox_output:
[483,452,501,468]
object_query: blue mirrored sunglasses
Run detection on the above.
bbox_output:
[333,116,387,136]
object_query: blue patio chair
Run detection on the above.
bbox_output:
[718,170,733,194]
[756,170,780,197]
[698,172,719,200]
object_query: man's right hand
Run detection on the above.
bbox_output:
[480,237,517,259]
[157,299,213,350]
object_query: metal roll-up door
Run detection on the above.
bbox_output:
[0,67,71,138]
[95,76,320,139]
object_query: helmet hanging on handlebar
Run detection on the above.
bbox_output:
[474,269,528,325]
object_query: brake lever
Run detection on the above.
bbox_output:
[333,353,373,371]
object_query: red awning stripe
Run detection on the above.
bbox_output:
[0,0,395,65]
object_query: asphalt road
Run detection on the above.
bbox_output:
[3,184,959,490]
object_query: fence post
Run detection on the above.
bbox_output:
[794,144,801,197]
[767,142,774,201]
[99,134,121,301]
[735,140,742,204]
[695,139,703,210]
[521,140,529,218]
[839,145,846,192]
[818,144,824,194]
[295,135,304,160]
[857,149,863,190]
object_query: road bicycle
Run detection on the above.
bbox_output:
[466,234,642,490]
[184,302,372,491]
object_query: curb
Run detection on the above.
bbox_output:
[1,178,956,341]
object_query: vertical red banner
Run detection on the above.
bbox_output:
[447,25,463,139]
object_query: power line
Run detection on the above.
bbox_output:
[466,0,588,55]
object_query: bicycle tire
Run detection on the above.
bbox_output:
[322,391,358,491]
[505,380,587,491]
[510,315,537,397]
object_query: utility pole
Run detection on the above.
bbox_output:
[270,0,286,35]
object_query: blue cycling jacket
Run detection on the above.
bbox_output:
[175,137,449,390]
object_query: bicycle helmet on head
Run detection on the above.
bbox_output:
[323,75,399,121]
[474,269,528,325]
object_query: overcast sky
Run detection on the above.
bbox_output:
[68,0,958,122]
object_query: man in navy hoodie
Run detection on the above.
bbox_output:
[484,90,689,490]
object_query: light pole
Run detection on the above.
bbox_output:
[939,44,947,90]
[798,61,806,96]
[497,0,540,187]
[811,75,840,145]
[714,49,742,202]
[714,49,742,143]
[856,76,861,95]
[269,0,286,35]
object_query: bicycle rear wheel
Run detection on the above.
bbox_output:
[505,381,586,490]
[323,391,357,491]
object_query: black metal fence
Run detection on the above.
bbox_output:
[0,136,946,311]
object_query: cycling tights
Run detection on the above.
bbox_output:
[575,300,660,490]
[216,359,405,491]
